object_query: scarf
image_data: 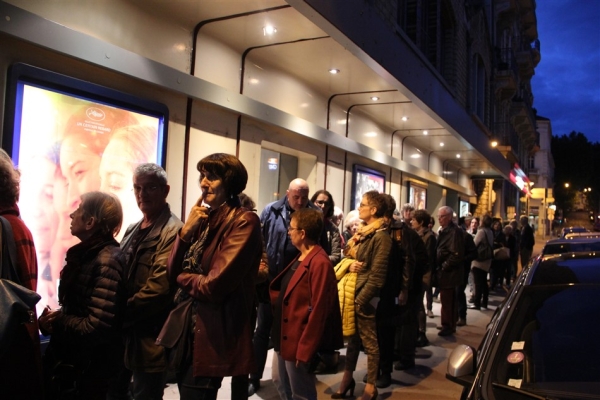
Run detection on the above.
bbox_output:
[344,217,386,259]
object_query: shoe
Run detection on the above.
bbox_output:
[482,306,489,310]
[394,359,415,370]
[248,378,260,396]
[468,297,475,304]
[456,318,466,326]
[436,325,443,330]
[360,387,378,400]
[438,328,455,336]
[427,309,434,318]
[376,373,391,388]
[331,379,356,399]
[467,304,480,310]
[416,332,430,347]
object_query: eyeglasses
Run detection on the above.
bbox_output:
[133,185,161,194]
[288,226,303,232]
[359,202,372,208]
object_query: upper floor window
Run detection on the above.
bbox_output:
[470,54,487,122]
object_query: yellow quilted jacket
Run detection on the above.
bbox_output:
[334,258,357,337]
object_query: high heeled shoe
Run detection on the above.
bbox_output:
[360,387,378,400]
[331,378,356,399]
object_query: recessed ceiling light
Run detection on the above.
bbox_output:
[263,25,277,35]
[440,142,445,147]
[337,119,347,125]
[329,69,340,74]
[249,78,259,85]
[364,131,377,137]
[456,154,461,158]
[371,96,379,101]
[423,130,428,135]
[481,171,484,174]
[491,140,498,147]
[401,116,408,121]
[410,153,421,158]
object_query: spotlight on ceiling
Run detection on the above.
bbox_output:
[423,130,428,135]
[371,96,379,101]
[329,68,340,74]
[401,116,408,121]
[456,154,461,158]
[263,25,277,35]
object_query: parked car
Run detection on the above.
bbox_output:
[541,237,600,257]
[564,232,600,239]
[558,226,588,238]
[446,251,600,400]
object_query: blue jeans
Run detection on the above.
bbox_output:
[272,352,317,400]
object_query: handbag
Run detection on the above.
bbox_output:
[0,216,41,356]
[494,246,511,260]
[476,232,493,261]
[155,296,194,372]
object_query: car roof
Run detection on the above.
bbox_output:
[528,252,600,285]
[564,232,600,239]
[541,237,600,255]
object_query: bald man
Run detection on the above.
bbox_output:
[249,178,323,395]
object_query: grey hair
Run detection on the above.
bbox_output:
[401,203,415,212]
[134,163,168,186]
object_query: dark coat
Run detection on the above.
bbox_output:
[167,202,262,377]
[46,234,126,391]
[269,246,343,363]
[120,204,183,372]
[436,222,465,288]
[0,205,43,399]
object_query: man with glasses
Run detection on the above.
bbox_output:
[249,178,323,395]
[435,206,465,337]
[109,163,183,399]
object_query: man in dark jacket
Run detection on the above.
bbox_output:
[249,178,323,395]
[519,215,535,274]
[435,206,465,336]
[111,163,183,399]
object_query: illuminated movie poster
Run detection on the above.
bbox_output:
[11,81,164,313]
[352,165,386,210]
[408,181,427,210]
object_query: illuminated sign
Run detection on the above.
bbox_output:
[509,164,532,197]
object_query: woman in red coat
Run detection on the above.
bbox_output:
[270,208,343,400]
[167,153,262,400]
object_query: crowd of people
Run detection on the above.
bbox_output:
[0,144,537,400]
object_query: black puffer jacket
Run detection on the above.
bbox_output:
[50,234,125,367]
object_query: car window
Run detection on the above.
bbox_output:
[489,285,600,399]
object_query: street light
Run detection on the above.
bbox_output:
[565,183,570,188]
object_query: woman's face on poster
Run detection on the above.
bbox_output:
[59,135,102,213]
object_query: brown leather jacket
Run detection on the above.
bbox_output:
[167,201,262,377]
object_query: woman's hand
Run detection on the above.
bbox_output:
[38,306,62,333]
[180,194,209,242]
[349,260,364,273]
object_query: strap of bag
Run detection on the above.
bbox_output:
[0,215,22,284]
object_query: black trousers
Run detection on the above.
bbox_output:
[250,302,273,381]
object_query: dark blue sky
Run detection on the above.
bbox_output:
[532,1,600,143]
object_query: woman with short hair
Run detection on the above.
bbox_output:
[39,191,126,399]
[270,208,343,400]
[167,153,263,400]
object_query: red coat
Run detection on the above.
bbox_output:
[270,245,343,363]
[168,203,262,377]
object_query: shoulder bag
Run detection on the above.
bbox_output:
[0,216,41,356]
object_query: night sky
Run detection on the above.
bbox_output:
[532,1,600,143]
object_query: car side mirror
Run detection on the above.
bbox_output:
[446,344,476,387]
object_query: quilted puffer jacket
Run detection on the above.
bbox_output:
[334,258,356,337]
